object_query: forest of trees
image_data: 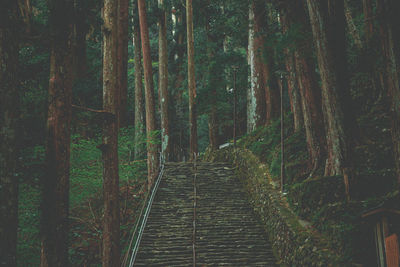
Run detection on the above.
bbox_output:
[1,0,400,265]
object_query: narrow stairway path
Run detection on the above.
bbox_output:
[134,162,277,266]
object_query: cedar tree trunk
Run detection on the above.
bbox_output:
[101,0,120,265]
[118,0,129,127]
[41,0,74,266]
[247,2,266,132]
[186,0,198,158]
[344,0,363,49]
[306,0,354,199]
[133,14,145,160]
[158,0,170,160]
[376,0,400,189]
[206,1,219,150]
[138,0,159,188]
[279,0,327,175]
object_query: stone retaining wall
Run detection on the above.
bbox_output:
[203,147,353,266]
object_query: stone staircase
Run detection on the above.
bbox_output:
[134,162,277,266]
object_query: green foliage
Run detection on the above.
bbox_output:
[17,184,41,266]
[18,128,148,266]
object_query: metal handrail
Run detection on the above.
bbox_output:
[123,153,166,267]
[192,152,197,267]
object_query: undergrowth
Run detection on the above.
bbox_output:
[18,127,147,266]
[233,110,399,264]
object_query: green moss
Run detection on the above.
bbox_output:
[203,147,347,266]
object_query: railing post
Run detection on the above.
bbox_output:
[279,74,285,193]
[232,65,238,147]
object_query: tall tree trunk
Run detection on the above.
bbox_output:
[158,0,170,160]
[361,0,384,103]
[260,3,280,125]
[206,1,218,151]
[17,0,31,34]
[306,0,354,199]
[376,0,400,189]
[133,11,145,160]
[344,0,363,49]
[118,0,129,127]
[0,2,20,266]
[101,0,120,265]
[73,0,88,80]
[247,2,267,132]
[279,0,326,175]
[186,0,198,158]
[284,50,303,132]
[363,0,374,42]
[280,7,303,131]
[138,0,159,188]
[172,6,185,161]
[40,0,74,266]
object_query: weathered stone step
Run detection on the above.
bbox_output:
[134,162,278,266]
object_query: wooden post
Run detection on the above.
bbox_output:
[385,233,399,267]
[233,66,238,146]
[280,74,285,193]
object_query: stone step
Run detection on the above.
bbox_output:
[133,162,278,266]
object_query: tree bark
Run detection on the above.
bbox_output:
[0,2,20,266]
[73,0,88,80]
[344,0,363,49]
[101,0,120,265]
[376,0,400,189]
[285,52,303,132]
[40,0,74,266]
[133,11,145,160]
[206,1,219,151]
[247,1,270,132]
[363,0,374,42]
[118,0,129,127]
[260,4,280,125]
[186,0,198,158]
[247,2,266,132]
[172,5,186,161]
[279,7,303,132]
[306,0,354,199]
[279,0,326,175]
[17,0,31,34]
[138,0,159,188]
[158,0,170,160]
